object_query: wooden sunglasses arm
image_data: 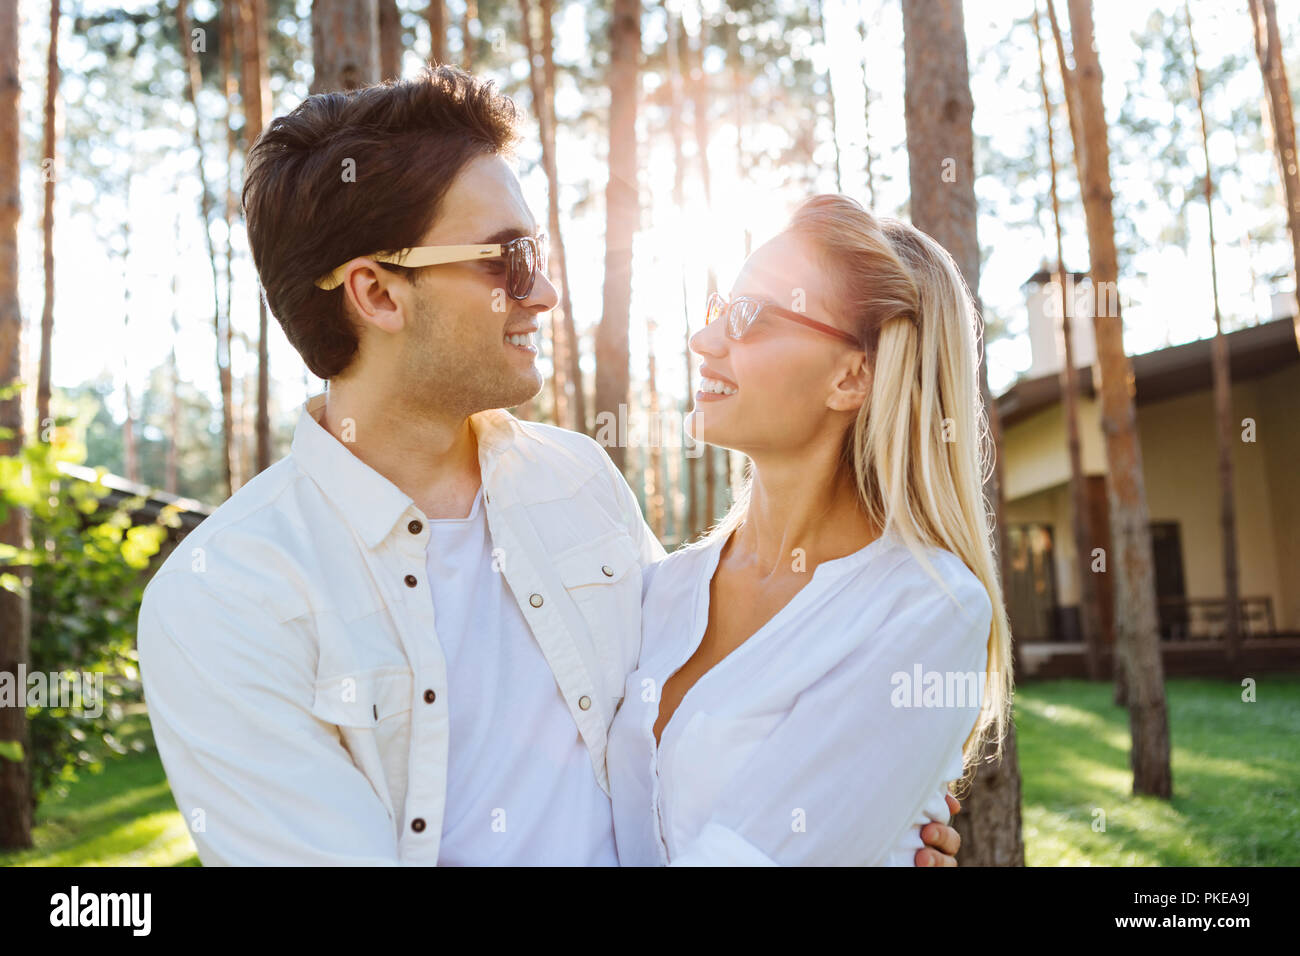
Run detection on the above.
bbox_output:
[314,244,504,290]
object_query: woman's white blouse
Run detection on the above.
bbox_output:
[608,530,992,866]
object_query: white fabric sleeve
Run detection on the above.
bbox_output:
[137,572,402,866]
[597,443,668,569]
[668,565,993,866]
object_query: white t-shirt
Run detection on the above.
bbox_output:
[607,529,992,866]
[427,485,619,865]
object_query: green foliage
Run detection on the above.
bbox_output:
[1,425,174,807]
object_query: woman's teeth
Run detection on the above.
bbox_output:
[506,332,535,348]
[699,376,737,395]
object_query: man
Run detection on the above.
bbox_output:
[136,65,963,865]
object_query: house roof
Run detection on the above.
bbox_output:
[56,461,213,534]
[995,316,1300,428]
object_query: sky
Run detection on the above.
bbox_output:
[11,0,1298,431]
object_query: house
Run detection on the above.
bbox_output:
[995,270,1300,677]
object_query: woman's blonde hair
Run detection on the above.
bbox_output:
[703,194,1013,780]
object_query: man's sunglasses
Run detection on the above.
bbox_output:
[704,292,860,347]
[314,234,548,300]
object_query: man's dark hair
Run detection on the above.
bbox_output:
[242,65,520,378]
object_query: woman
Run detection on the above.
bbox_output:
[607,194,1013,866]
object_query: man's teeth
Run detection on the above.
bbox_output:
[506,332,535,348]
[700,376,737,395]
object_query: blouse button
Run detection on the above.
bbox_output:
[601,565,614,577]
[529,593,543,608]
[408,519,423,534]
[423,688,436,704]
[410,817,426,833]
[404,574,418,588]
[578,695,592,711]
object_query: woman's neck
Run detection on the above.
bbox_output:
[731,442,880,578]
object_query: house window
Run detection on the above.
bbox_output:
[1150,521,1189,639]
[1006,523,1059,642]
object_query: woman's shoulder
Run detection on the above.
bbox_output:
[640,534,721,600]
[865,534,993,628]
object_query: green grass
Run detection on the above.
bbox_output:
[2,677,1296,866]
[1016,675,1300,866]
[0,709,199,867]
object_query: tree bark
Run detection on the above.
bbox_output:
[240,0,272,473]
[427,0,446,64]
[902,0,1024,865]
[1185,0,1240,663]
[219,0,238,494]
[311,0,379,94]
[594,0,640,472]
[1033,0,1101,677]
[540,0,585,434]
[812,0,841,192]
[0,0,33,850]
[179,0,235,497]
[520,0,582,432]
[1055,0,1172,798]
[379,0,402,81]
[1247,0,1300,351]
[36,0,59,443]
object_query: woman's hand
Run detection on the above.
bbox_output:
[914,792,962,866]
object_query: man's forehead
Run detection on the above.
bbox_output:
[428,155,537,241]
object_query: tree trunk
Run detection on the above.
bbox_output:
[1185,0,1240,664]
[1247,0,1300,351]
[689,9,715,527]
[902,0,1024,865]
[594,0,640,472]
[857,9,876,205]
[666,3,696,540]
[240,0,273,473]
[36,0,59,443]
[1033,0,1101,678]
[122,213,138,484]
[812,0,841,192]
[461,0,476,70]
[0,0,33,851]
[168,211,182,496]
[541,0,585,434]
[379,0,402,81]
[219,0,238,494]
[1055,0,1172,798]
[311,0,379,94]
[520,0,581,432]
[427,0,446,64]
[180,0,234,496]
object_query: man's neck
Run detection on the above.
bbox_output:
[317,381,483,520]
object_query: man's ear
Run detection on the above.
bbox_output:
[826,351,871,412]
[342,259,406,335]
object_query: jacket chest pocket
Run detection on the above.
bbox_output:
[553,531,643,707]
[310,667,414,822]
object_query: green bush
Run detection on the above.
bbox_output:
[0,423,174,808]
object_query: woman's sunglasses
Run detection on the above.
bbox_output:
[704,292,860,347]
[314,233,548,300]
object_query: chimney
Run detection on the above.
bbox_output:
[1024,262,1097,378]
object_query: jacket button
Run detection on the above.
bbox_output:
[529,593,543,607]
[404,574,418,588]
[411,818,426,833]
[578,695,592,710]
[423,688,436,704]
[408,519,423,534]
[601,565,614,577]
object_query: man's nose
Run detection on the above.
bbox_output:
[526,270,560,312]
